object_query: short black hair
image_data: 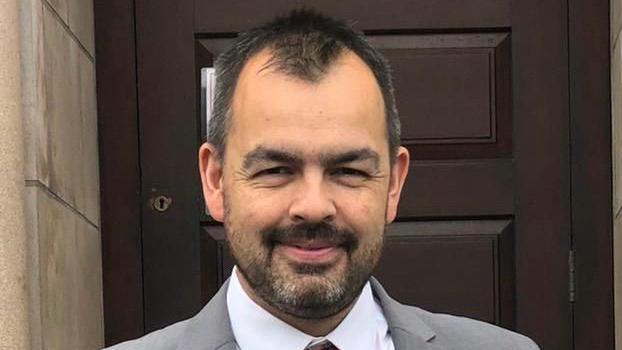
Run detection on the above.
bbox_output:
[208,9,400,162]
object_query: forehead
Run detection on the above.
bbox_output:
[227,49,387,160]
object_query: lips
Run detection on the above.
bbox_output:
[262,222,356,264]
[285,240,336,250]
[276,240,342,263]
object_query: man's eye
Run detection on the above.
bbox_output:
[254,167,292,177]
[332,168,370,178]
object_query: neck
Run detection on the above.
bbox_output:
[235,269,356,337]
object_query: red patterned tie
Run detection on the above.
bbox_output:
[306,340,339,350]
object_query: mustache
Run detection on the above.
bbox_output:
[261,222,358,252]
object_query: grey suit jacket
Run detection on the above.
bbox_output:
[105,278,539,350]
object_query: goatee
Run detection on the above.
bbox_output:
[229,221,383,319]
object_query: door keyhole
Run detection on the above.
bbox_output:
[152,195,172,212]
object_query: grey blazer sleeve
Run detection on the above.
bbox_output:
[103,319,189,350]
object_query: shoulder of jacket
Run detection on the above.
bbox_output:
[102,318,190,350]
[407,306,540,350]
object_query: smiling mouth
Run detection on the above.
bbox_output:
[276,241,343,263]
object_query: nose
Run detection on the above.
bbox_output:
[288,173,336,224]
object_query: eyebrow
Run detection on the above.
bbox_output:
[319,148,380,169]
[242,147,303,170]
[241,146,380,170]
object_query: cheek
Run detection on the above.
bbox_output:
[338,198,386,237]
[337,186,388,217]
[225,185,292,230]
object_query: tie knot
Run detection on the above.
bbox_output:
[306,340,338,350]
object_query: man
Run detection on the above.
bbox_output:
[107,10,539,350]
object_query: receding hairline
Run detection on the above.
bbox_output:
[242,47,362,84]
[233,47,384,108]
[228,47,387,132]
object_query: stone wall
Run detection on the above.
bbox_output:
[0,0,30,348]
[19,0,103,348]
[613,0,622,347]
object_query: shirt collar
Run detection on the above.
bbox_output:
[226,267,389,350]
[324,280,388,350]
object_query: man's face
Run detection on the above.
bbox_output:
[199,50,409,319]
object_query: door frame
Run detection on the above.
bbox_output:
[94,0,613,347]
[568,0,613,347]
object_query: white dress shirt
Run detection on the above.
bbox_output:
[226,267,395,350]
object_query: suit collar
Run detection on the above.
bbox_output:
[179,277,443,350]
[369,277,436,343]
[176,280,237,350]
[369,277,446,349]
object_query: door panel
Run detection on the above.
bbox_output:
[131,1,572,349]
[404,160,513,216]
[376,220,515,327]
[369,33,512,160]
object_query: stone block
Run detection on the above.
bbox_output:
[613,0,622,47]
[45,0,68,25]
[41,4,100,224]
[67,0,94,56]
[20,0,45,183]
[78,50,100,224]
[24,186,42,350]
[42,3,79,191]
[36,186,103,350]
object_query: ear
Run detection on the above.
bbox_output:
[385,146,410,223]
[198,142,225,222]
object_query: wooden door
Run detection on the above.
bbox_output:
[96,0,613,349]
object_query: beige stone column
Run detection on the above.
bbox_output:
[0,0,31,348]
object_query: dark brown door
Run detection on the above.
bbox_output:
[95,0,613,349]
[142,1,569,346]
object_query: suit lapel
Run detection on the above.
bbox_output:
[370,277,447,350]
[176,280,237,350]
[390,329,446,350]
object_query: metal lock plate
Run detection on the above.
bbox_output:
[152,195,172,212]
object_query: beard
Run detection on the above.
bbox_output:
[225,220,385,319]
